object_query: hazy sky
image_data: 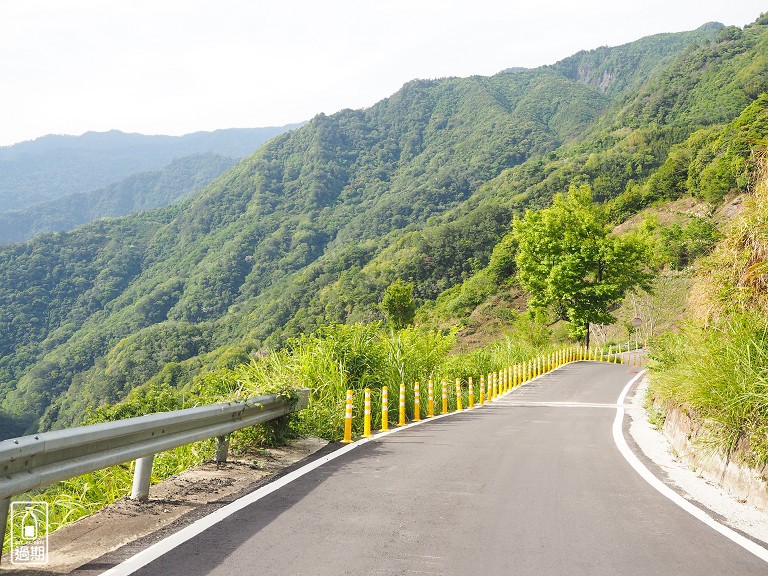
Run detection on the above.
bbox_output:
[1,1,765,146]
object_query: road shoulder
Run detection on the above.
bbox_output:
[626,377,768,547]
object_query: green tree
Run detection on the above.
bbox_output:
[512,184,650,346]
[381,280,416,329]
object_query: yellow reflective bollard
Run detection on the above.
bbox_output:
[427,379,435,418]
[479,375,485,406]
[381,386,389,432]
[342,389,354,443]
[468,377,475,408]
[363,388,373,438]
[455,379,463,411]
[441,379,448,413]
[413,381,421,422]
[398,383,406,426]
[492,372,498,400]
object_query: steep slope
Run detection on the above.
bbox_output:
[472,16,768,213]
[0,22,730,436]
[551,23,724,98]
[0,154,236,243]
[0,125,301,211]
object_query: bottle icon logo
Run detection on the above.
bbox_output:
[22,506,39,540]
[10,501,49,565]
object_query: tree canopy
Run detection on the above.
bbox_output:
[381,280,416,329]
[513,185,650,345]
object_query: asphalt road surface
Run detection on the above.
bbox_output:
[116,361,768,575]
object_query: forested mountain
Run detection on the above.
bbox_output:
[0,125,302,212]
[0,154,237,243]
[3,15,768,438]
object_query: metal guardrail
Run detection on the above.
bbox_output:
[0,389,309,562]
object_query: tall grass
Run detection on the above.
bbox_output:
[227,323,459,439]
[648,312,768,467]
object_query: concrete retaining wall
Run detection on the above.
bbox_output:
[661,406,768,513]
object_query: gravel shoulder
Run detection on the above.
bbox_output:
[627,377,768,546]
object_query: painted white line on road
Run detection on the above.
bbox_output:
[500,401,628,408]
[613,371,768,564]
[99,361,599,575]
[101,400,479,575]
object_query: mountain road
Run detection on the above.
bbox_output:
[107,361,768,576]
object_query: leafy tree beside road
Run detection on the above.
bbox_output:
[381,280,416,329]
[512,185,650,347]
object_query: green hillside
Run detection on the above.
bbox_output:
[0,153,237,243]
[5,17,768,437]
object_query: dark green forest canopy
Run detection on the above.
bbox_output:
[3,17,768,436]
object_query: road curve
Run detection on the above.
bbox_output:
[112,362,768,575]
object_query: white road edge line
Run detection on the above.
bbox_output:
[613,370,768,564]
[98,360,581,575]
[100,393,491,576]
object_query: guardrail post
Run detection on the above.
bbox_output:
[342,390,354,443]
[413,382,421,422]
[427,380,435,417]
[398,383,406,426]
[214,434,230,464]
[131,455,154,501]
[441,380,448,413]
[363,388,373,437]
[0,497,9,564]
[381,386,389,432]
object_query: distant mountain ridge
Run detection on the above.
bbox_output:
[0,125,303,212]
[0,153,237,243]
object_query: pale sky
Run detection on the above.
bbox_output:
[0,0,765,146]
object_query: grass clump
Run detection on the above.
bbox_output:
[648,313,768,466]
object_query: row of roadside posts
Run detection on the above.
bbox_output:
[341,343,645,443]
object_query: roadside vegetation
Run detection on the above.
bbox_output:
[648,148,768,468]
